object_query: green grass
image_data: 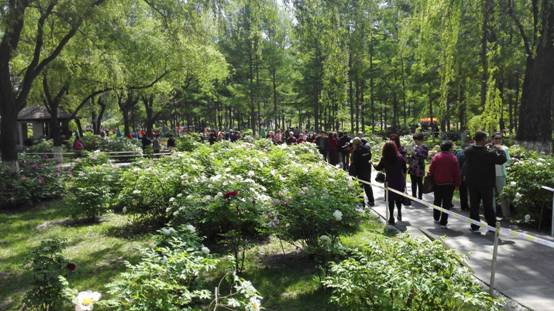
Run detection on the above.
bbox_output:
[0,203,386,310]
[241,213,388,311]
[0,201,154,310]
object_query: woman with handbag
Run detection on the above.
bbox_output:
[428,141,461,228]
[374,141,407,225]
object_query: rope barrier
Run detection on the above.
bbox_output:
[331,164,554,249]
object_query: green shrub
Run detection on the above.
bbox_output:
[275,163,360,250]
[102,226,262,311]
[80,132,103,151]
[1,155,65,208]
[21,239,70,311]
[116,154,203,223]
[98,137,142,153]
[175,133,202,151]
[168,172,273,272]
[502,157,554,225]
[72,150,110,172]
[65,164,119,221]
[323,238,500,311]
[25,139,55,153]
[508,144,540,160]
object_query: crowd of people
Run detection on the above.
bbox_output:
[317,130,510,231]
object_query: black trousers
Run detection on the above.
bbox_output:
[469,186,495,230]
[410,174,423,199]
[433,184,455,226]
[388,190,402,223]
[459,180,469,211]
[358,173,374,205]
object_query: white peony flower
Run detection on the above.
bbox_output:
[247,170,255,177]
[510,181,517,187]
[74,291,101,311]
[201,246,210,255]
[333,210,343,221]
[169,197,176,203]
[185,224,196,233]
[318,235,332,247]
[227,298,241,308]
[248,297,261,311]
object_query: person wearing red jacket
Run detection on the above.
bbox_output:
[428,140,461,228]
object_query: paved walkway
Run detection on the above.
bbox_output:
[368,177,554,311]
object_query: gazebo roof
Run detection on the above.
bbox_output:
[17,106,72,121]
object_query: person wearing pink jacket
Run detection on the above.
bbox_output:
[428,140,461,228]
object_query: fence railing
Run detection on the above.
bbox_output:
[541,185,554,237]
[330,163,554,296]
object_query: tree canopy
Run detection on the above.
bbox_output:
[1,0,553,167]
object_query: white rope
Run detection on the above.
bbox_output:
[331,163,554,249]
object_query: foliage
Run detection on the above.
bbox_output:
[24,140,66,153]
[175,134,202,152]
[65,164,120,221]
[102,226,262,311]
[502,156,554,225]
[98,137,142,154]
[0,155,65,208]
[323,238,500,311]
[72,150,110,173]
[20,239,70,311]
[80,133,103,151]
[116,154,204,223]
[169,171,273,272]
[507,144,540,160]
[275,162,361,250]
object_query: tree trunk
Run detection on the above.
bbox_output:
[516,0,554,153]
[480,0,492,111]
[94,96,107,135]
[49,103,61,145]
[348,49,354,132]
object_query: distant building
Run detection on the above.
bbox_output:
[16,106,73,147]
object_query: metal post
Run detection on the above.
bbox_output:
[541,186,554,237]
[384,182,389,223]
[489,221,501,296]
[551,192,554,237]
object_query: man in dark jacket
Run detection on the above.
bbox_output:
[464,131,507,231]
[349,137,375,206]
[337,132,351,171]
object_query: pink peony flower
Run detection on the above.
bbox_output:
[224,191,239,199]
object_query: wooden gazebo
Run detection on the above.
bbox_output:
[17,106,72,146]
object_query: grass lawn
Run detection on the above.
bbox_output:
[0,201,154,310]
[0,201,388,310]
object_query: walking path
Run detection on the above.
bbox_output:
[368,177,554,311]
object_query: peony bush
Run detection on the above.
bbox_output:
[275,162,360,250]
[101,225,263,311]
[502,156,554,226]
[1,155,66,208]
[324,238,500,310]
[65,163,120,221]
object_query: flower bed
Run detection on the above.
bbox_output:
[502,145,554,226]
[0,155,66,208]
[38,139,500,309]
